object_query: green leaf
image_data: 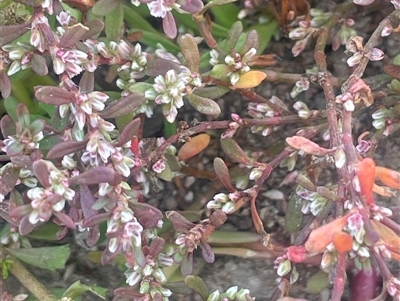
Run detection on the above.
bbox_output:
[210,3,241,30]
[92,0,121,16]
[185,275,209,300]
[306,271,330,293]
[63,280,107,300]
[123,4,155,32]
[223,21,243,53]
[27,222,61,240]
[3,96,19,121]
[105,2,123,41]
[9,245,71,271]
[285,192,303,233]
[132,29,180,54]
[220,138,251,165]
[194,86,229,99]
[156,162,173,181]
[179,34,200,73]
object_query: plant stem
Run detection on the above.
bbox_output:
[331,252,347,301]
[7,254,57,301]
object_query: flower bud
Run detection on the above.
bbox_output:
[207,290,220,301]
[277,259,291,276]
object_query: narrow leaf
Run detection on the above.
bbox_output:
[100,93,144,119]
[220,138,251,165]
[9,245,71,271]
[232,70,266,89]
[178,34,200,73]
[187,93,221,116]
[0,70,11,98]
[193,86,229,99]
[285,192,303,233]
[35,86,75,105]
[63,280,107,299]
[224,21,243,53]
[47,139,88,159]
[33,160,50,188]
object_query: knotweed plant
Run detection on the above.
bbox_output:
[1,0,400,301]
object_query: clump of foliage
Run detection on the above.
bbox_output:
[1,0,400,301]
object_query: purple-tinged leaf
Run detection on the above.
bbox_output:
[19,215,37,235]
[92,0,121,16]
[32,160,50,188]
[79,185,98,219]
[59,23,90,48]
[79,71,94,94]
[54,212,76,229]
[10,155,33,169]
[241,29,259,54]
[178,34,200,73]
[56,226,69,240]
[131,202,163,228]
[145,59,181,77]
[1,115,16,137]
[0,70,11,98]
[81,19,105,40]
[209,210,227,227]
[81,212,112,228]
[350,267,378,301]
[0,165,19,196]
[86,225,100,247]
[185,276,209,301]
[101,246,118,265]
[31,54,48,76]
[213,157,234,192]
[220,138,251,165]
[114,118,141,147]
[166,211,195,232]
[69,166,119,185]
[179,0,204,13]
[163,11,177,39]
[0,24,30,47]
[100,93,144,119]
[149,237,165,256]
[181,252,193,276]
[35,86,75,105]
[46,139,88,159]
[200,241,214,263]
[187,93,221,116]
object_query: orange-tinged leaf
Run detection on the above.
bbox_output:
[177,134,210,161]
[332,231,353,253]
[371,220,400,254]
[375,166,400,189]
[232,71,266,89]
[286,136,333,156]
[305,214,350,253]
[372,183,397,197]
[358,158,376,204]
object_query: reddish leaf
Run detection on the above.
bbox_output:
[79,185,97,219]
[69,166,118,185]
[145,59,181,77]
[99,93,144,119]
[0,70,11,98]
[332,231,353,253]
[64,0,95,11]
[79,71,94,94]
[59,23,90,48]
[178,34,200,73]
[178,134,210,161]
[46,139,88,159]
[305,213,350,253]
[286,136,334,156]
[35,86,75,105]
[187,93,221,116]
[1,115,16,137]
[358,158,376,204]
[0,24,30,47]
[375,166,400,189]
[31,54,48,76]
[32,160,50,188]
